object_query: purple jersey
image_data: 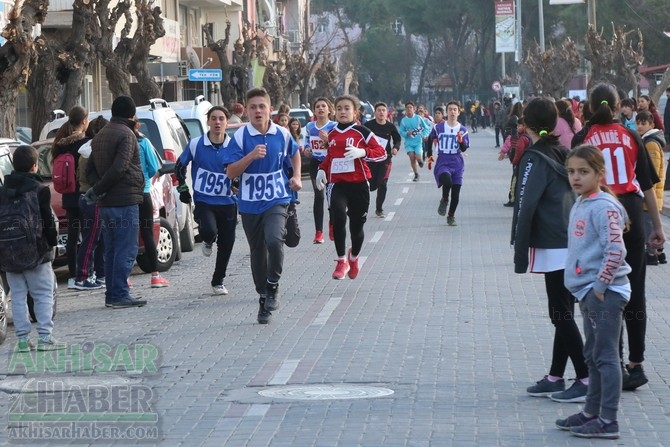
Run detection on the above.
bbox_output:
[430,121,469,186]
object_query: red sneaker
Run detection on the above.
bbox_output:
[347,249,360,279]
[313,231,324,244]
[332,259,349,280]
[151,275,170,288]
[329,222,334,241]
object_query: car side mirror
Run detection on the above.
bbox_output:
[158,161,176,175]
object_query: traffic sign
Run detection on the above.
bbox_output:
[188,69,223,81]
[492,81,502,92]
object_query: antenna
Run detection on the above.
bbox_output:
[186,46,201,69]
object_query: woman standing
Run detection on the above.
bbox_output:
[637,95,665,132]
[511,97,589,403]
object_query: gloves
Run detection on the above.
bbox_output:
[177,184,192,204]
[315,169,327,191]
[344,146,366,160]
[84,188,99,205]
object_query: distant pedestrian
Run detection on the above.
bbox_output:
[176,106,237,296]
[637,95,664,132]
[492,101,505,147]
[555,145,630,440]
[225,88,302,324]
[1,145,63,351]
[228,103,245,124]
[512,97,589,403]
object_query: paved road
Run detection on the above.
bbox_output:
[2,127,670,446]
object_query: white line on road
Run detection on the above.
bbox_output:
[268,359,301,385]
[384,212,395,221]
[402,187,409,194]
[369,231,383,243]
[394,198,403,206]
[312,297,342,326]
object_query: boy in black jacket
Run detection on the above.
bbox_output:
[1,145,62,351]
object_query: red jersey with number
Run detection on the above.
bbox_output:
[582,123,644,196]
[319,122,387,183]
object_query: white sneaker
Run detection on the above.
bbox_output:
[67,278,76,289]
[212,284,228,295]
[202,242,213,257]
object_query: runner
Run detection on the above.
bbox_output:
[303,97,336,243]
[176,106,237,296]
[399,102,431,181]
[363,102,402,218]
[314,95,386,280]
[429,101,469,226]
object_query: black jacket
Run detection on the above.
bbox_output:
[87,117,144,207]
[3,171,58,263]
[511,141,575,273]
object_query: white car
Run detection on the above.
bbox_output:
[168,95,212,140]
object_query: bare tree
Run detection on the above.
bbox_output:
[585,24,644,94]
[0,0,44,138]
[524,39,580,98]
[127,0,165,103]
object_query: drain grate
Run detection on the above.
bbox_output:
[258,384,394,401]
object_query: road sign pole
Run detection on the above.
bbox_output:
[203,81,207,99]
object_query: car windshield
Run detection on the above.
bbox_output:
[34,142,54,178]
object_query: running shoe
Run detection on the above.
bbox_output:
[413,173,419,182]
[347,249,359,279]
[375,210,385,218]
[212,284,229,295]
[332,259,350,280]
[447,216,457,226]
[257,297,271,324]
[622,364,648,390]
[570,418,619,439]
[37,336,67,351]
[313,231,324,244]
[73,278,104,290]
[556,412,598,431]
[265,283,279,311]
[151,275,170,288]
[526,375,565,397]
[16,338,36,352]
[437,199,448,216]
[202,242,213,257]
[550,380,587,403]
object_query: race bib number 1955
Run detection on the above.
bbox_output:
[241,169,289,201]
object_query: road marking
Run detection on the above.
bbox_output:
[394,198,403,206]
[369,231,383,243]
[384,212,395,221]
[246,404,270,417]
[402,187,409,194]
[268,359,301,385]
[359,256,367,268]
[312,297,342,326]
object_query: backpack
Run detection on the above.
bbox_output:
[0,186,45,273]
[52,151,76,194]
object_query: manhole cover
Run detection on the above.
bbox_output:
[0,376,137,394]
[258,384,394,400]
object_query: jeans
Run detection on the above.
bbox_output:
[7,262,54,339]
[241,205,287,295]
[101,205,139,302]
[580,289,626,421]
[76,196,104,282]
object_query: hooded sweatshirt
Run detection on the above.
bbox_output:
[640,128,666,210]
[564,191,631,300]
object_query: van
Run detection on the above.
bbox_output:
[168,95,212,139]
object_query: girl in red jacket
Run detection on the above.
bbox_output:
[315,95,387,280]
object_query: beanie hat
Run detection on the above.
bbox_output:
[111,96,137,118]
[232,103,244,114]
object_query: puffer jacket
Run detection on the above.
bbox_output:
[86,117,144,207]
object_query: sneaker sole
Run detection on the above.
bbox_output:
[622,378,648,391]
[105,302,146,308]
[257,314,272,324]
[333,271,349,280]
[527,391,562,397]
[37,345,67,351]
[571,432,619,439]
[73,286,104,290]
[151,284,169,288]
[313,240,324,244]
[550,395,586,403]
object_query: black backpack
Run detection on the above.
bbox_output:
[0,186,45,273]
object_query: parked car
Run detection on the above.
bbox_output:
[40,99,197,253]
[169,95,212,140]
[29,138,181,273]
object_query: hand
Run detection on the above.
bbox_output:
[252,144,267,159]
[344,146,366,160]
[648,229,666,249]
[318,129,329,143]
[303,148,312,157]
[289,176,302,192]
[498,151,506,161]
[84,188,98,205]
[391,148,398,156]
[179,189,192,204]
[315,169,327,190]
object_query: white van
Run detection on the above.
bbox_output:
[168,95,212,140]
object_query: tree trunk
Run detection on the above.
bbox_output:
[417,38,432,104]
[27,36,61,142]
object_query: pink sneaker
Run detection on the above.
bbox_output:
[347,249,360,279]
[151,275,170,288]
[332,258,349,280]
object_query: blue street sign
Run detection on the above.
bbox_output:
[188,69,223,81]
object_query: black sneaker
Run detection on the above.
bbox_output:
[418,160,424,168]
[257,297,272,324]
[622,364,648,390]
[658,252,667,264]
[556,412,598,431]
[437,199,448,216]
[413,173,419,182]
[570,418,619,439]
[527,375,565,397]
[264,283,279,311]
[647,252,659,265]
[550,379,587,403]
[503,201,514,207]
[105,297,147,308]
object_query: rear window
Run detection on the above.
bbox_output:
[33,142,54,178]
[139,120,163,155]
[183,119,204,139]
[167,117,189,149]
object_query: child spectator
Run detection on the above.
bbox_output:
[635,111,666,265]
[498,117,530,207]
[555,145,630,439]
[1,145,62,351]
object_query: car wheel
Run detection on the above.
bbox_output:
[28,269,57,323]
[0,283,8,345]
[179,203,196,252]
[137,217,176,273]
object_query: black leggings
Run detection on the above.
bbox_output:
[545,270,589,379]
[66,208,82,278]
[368,161,392,213]
[438,173,461,217]
[309,159,326,232]
[194,202,238,286]
[329,182,369,258]
[139,193,158,273]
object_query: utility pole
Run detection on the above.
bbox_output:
[538,0,545,52]
[587,0,596,29]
